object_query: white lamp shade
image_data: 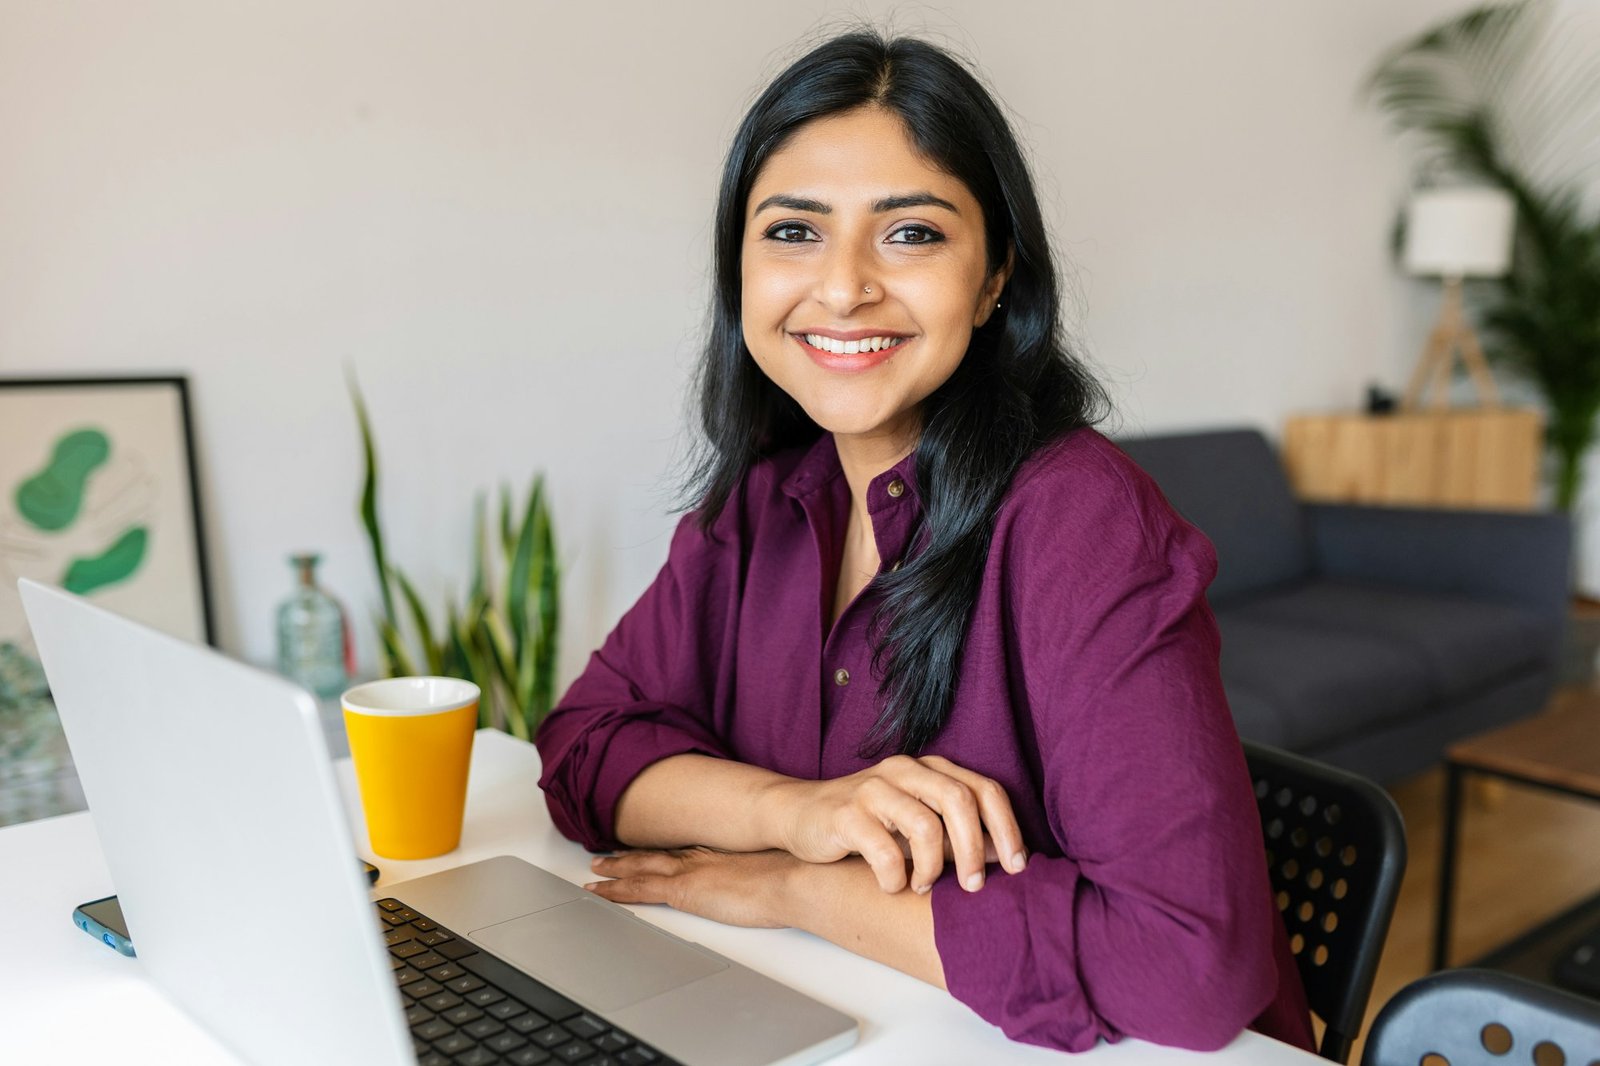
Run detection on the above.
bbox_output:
[1403,186,1516,278]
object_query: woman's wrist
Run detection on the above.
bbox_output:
[752,776,809,853]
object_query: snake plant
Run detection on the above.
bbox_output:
[351,381,560,740]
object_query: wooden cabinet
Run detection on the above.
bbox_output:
[1282,409,1543,510]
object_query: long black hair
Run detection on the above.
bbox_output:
[687,29,1110,756]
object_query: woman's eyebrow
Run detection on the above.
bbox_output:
[750,191,961,216]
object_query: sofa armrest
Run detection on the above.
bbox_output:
[1304,503,1572,620]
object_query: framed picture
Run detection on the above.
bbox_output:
[0,376,214,825]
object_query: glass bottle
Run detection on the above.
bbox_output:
[276,553,350,697]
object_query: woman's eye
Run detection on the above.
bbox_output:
[764,223,816,243]
[888,224,945,245]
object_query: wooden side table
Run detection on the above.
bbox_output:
[1433,700,1600,970]
[1283,409,1542,510]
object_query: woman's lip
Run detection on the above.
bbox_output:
[793,332,907,370]
[794,327,913,342]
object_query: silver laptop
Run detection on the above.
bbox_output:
[20,579,858,1066]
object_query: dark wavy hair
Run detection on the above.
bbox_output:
[687,29,1110,755]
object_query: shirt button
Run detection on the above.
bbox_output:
[887,479,905,498]
[833,668,850,687]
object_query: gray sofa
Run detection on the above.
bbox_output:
[1115,428,1571,785]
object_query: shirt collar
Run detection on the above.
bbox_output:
[779,432,923,513]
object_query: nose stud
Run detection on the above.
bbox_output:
[863,286,873,295]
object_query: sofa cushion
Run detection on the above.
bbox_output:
[1215,610,1434,750]
[1231,579,1553,704]
[1114,428,1310,606]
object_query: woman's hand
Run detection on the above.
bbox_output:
[758,754,1028,895]
[584,847,801,928]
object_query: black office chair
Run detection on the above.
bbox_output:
[1243,740,1407,1063]
[1361,969,1600,1066]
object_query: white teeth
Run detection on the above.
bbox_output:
[802,334,906,355]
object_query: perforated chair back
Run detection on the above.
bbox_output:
[1361,969,1600,1066]
[1244,740,1407,1062]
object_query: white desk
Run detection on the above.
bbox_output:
[2,729,1324,1065]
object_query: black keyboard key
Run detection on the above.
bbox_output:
[445,975,487,996]
[508,1011,552,1034]
[508,1048,553,1066]
[454,1049,499,1066]
[487,999,529,1021]
[567,1015,608,1040]
[433,1032,476,1055]
[406,1004,436,1027]
[394,908,420,922]
[418,1053,452,1066]
[436,939,480,961]
[441,1004,485,1027]
[485,1030,530,1054]
[422,991,464,1012]
[465,986,507,1008]
[391,940,429,959]
[376,898,404,911]
[593,1033,631,1053]
[408,980,445,1000]
[428,963,468,983]
[555,1040,597,1063]
[385,927,418,946]
[533,1026,571,1049]
[462,1017,505,1040]
[417,930,454,947]
[380,910,410,926]
[618,1049,659,1065]
[411,917,439,931]
[393,967,425,986]
[460,953,582,1021]
[413,1019,455,1042]
[389,955,405,971]
[410,951,448,971]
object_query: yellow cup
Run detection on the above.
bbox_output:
[342,677,480,860]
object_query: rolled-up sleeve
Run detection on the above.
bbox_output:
[535,511,735,852]
[931,471,1282,1052]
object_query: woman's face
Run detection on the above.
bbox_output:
[740,106,1010,453]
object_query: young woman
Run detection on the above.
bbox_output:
[534,30,1315,1054]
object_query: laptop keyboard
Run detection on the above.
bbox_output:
[377,897,685,1066]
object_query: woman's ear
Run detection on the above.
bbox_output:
[974,245,1016,328]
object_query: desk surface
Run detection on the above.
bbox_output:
[2,729,1323,1065]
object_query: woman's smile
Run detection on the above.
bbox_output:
[793,330,913,372]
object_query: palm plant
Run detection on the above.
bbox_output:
[1367,0,1600,509]
[351,382,560,740]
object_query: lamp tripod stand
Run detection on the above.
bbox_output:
[1401,276,1501,410]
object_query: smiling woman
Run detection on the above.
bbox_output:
[534,28,1317,1056]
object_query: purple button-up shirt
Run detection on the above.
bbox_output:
[535,427,1315,1053]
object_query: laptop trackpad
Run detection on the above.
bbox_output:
[469,898,727,1012]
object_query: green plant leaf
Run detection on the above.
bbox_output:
[378,616,416,679]
[349,374,397,631]
[393,567,444,676]
[506,476,544,662]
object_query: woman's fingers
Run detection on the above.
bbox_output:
[918,755,1029,874]
[904,771,988,891]
[875,789,947,894]
[590,850,682,879]
[839,804,911,893]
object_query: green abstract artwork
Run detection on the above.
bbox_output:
[15,428,110,531]
[63,527,149,595]
[12,427,148,594]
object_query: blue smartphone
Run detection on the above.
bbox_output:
[73,895,135,957]
[72,863,379,959]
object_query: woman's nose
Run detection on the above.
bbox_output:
[817,242,882,314]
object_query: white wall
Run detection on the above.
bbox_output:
[2,0,1522,684]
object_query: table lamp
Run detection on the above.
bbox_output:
[1400,186,1516,410]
